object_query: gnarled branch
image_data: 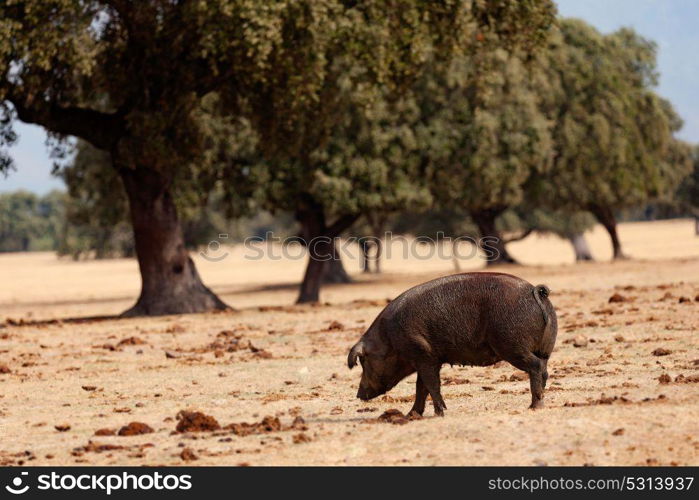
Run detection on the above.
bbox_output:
[6,90,123,150]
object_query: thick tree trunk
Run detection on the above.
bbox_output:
[295,196,358,304]
[360,237,382,274]
[361,240,371,273]
[367,215,385,274]
[297,238,331,304]
[296,196,327,304]
[471,208,517,266]
[374,238,382,274]
[118,167,229,316]
[590,205,627,260]
[322,241,352,284]
[451,240,462,272]
[568,233,593,261]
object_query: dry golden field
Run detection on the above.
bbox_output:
[0,218,698,466]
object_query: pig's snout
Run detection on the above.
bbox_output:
[357,385,379,401]
[357,386,370,400]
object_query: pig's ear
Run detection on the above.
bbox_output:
[347,341,364,369]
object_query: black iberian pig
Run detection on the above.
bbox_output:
[347,272,557,416]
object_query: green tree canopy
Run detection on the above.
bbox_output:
[421,43,553,264]
[0,190,64,252]
[1,0,560,314]
[531,19,693,258]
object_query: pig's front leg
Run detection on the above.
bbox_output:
[407,374,428,417]
[416,362,447,416]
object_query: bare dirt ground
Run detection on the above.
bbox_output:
[0,218,697,466]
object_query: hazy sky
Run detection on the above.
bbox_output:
[2,0,698,194]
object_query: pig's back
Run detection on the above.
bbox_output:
[380,273,538,362]
[387,272,530,317]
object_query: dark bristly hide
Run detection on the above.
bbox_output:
[348,272,557,416]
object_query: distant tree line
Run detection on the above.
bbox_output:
[1,1,696,314]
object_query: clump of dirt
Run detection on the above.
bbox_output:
[658,373,672,385]
[81,385,97,391]
[564,395,632,407]
[375,408,422,425]
[379,394,414,403]
[207,331,250,352]
[78,442,124,454]
[73,441,154,456]
[652,348,672,356]
[0,365,11,374]
[612,428,625,436]
[225,415,307,436]
[117,336,146,347]
[592,308,614,315]
[350,299,391,308]
[201,332,272,359]
[54,424,71,432]
[180,448,198,461]
[324,320,344,331]
[377,409,409,425]
[573,335,588,348]
[249,344,273,359]
[175,411,221,433]
[678,296,692,304]
[673,374,699,384]
[164,324,185,334]
[641,394,668,402]
[443,376,470,385]
[609,293,629,303]
[293,433,312,444]
[94,428,115,436]
[659,292,674,301]
[118,422,154,436]
[258,305,287,312]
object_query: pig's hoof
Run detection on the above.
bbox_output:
[407,409,423,418]
[433,403,446,417]
[529,400,545,410]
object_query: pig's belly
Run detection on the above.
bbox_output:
[444,344,501,367]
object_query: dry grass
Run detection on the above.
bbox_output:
[0,218,697,466]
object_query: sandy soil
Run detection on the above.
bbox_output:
[0,218,697,466]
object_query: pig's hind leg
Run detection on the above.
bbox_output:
[496,349,548,410]
[503,352,546,410]
[407,375,428,417]
[415,362,447,416]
